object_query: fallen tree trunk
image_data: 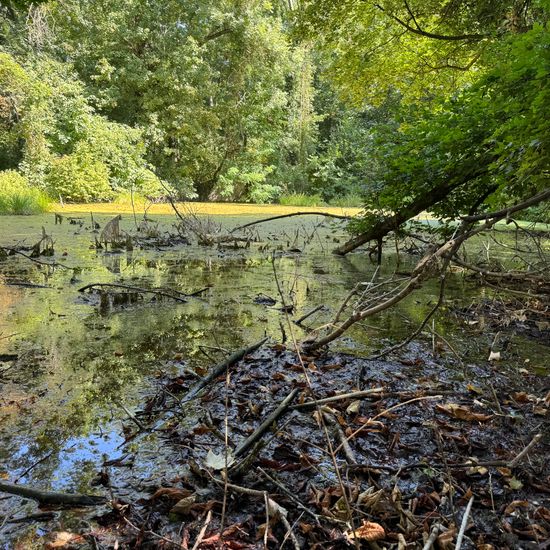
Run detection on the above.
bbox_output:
[0,480,106,506]
[307,189,550,351]
[332,168,490,256]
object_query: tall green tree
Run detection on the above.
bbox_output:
[49,0,293,200]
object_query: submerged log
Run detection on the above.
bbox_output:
[0,480,106,507]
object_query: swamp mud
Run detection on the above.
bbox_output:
[0,212,548,549]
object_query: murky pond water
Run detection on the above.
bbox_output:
[0,211,548,544]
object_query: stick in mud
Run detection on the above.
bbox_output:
[234,387,299,457]
[181,338,268,403]
[0,480,106,507]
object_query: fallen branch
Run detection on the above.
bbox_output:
[181,338,268,403]
[455,496,474,550]
[294,305,325,326]
[508,433,543,468]
[290,388,384,410]
[0,480,106,506]
[78,282,204,303]
[234,387,299,457]
[305,189,550,351]
[229,211,352,233]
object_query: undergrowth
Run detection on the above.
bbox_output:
[0,171,51,215]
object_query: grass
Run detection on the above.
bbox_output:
[328,193,364,208]
[279,193,325,207]
[0,189,51,215]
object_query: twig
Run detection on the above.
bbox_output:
[230,211,352,233]
[509,433,543,468]
[455,496,474,550]
[15,450,55,482]
[291,388,384,410]
[323,410,357,464]
[294,305,324,325]
[120,403,145,431]
[421,523,442,550]
[234,388,299,457]
[340,396,443,449]
[257,468,320,522]
[191,509,212,550]
[78,282,190,302]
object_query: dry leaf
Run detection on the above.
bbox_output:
[436,527,457,550]
[507,477,524,490]
[346,400,361,414]
[45,532,84,549]
[466,384,483,395]
[357,488,384,511]
[345,520,385,541]
[205,449,235,470]
[170,494,197,515]
[504,500,529,515]
[436,403,493,422]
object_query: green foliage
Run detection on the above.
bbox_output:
[327,193,364,208]
[49,0,293,201]
[279,193,324,207]
[297,0,540,103]
[350,18,550,233]
[45,153,113,202]
[0,170,50,214]
[519,204,550,224]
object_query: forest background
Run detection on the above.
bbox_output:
[0,0,548,227]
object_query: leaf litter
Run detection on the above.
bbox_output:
[28,341,549,549]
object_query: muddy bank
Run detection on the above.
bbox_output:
[0,212,548,548]
[2,342,549,549]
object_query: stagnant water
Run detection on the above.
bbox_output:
[0,211,548,544]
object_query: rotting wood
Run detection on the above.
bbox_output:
[0,480,106,506]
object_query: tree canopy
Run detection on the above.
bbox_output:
[0,0,548,224]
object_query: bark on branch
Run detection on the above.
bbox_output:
[306,189,550,351]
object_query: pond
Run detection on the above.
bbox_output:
[0,210,548,545]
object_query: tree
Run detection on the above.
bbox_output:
[297,0,541,103]
[49,0,294,201]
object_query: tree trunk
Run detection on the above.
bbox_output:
[332,167,489,256]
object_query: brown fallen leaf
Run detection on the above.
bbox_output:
[504,500,529,515]
[170,494,197,515]
[45,531,84,549]
[345,520,385,541]
[436,403,493,422]
[436,526,457,550]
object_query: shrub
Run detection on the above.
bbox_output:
[0,170,51,214]
[328,193,364,208]
[519,204,550,225]
[46,153,113,202]
[279,193,324,207]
